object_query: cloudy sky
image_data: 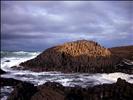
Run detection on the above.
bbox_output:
[1,1,133,51]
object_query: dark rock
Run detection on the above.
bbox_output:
[31,82,65,100]
[5,60,10,62]
[0,77,27,86]
[7,82,37,100]
[0,69,6,74]
[7,78,133,100]
[41,81,65,91]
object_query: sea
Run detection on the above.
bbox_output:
[1,51,133,100]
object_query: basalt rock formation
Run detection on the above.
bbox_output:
[7,78,133,100]
[19,40,122,73]
[7,82,37,100]
[109,45,133,74]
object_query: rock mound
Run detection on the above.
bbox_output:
[0,77,24,86]
[20,40,119,73]
[7,82,37,100]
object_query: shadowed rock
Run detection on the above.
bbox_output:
[0,77,24,86]
[7,78,133,100]
[0,69,6,74]
[7,82,37,100]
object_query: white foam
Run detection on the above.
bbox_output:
[100,72,133,84]
[1,54,38,72]
[1,51,133,87]
[0,86,13,100]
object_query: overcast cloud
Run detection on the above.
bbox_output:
[1,1,133,51]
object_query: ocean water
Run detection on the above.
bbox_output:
[0,86,13,100]
[1,51,133,99]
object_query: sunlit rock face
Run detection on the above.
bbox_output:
[19,40,120,73]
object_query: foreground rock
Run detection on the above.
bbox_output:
[7,82,37,100]
[0,77,26,86]
[0,77,37,100]
[8,78,133,100]
[0,69,6,74]
[19,40,121,73]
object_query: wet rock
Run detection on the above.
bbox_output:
[65,78,133,100]
[0,77,27,86]
[31,82,65,100]
[5,60,10,62]
[7,78,133,100]
[0,69,6,74]
[7,82,37,100]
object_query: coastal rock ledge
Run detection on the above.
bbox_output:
[7,78,133,100]
[19,40,130,73]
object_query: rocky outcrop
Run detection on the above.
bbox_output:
[7,82,37,100]
[31,82,65,100]
[7,78,133,100]
[0,77,25,86]
[19,40,120,73]
[110,45,133,74]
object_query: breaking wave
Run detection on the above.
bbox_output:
[1,51,133,87]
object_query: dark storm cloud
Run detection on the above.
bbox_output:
[1,1,133,51]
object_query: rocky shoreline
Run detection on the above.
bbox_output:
[1,77,132,100]
[0,69,133,100]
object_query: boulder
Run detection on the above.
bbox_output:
[7,82,37,100]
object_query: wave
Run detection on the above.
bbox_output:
[1,51,133,88]
[1,51,40,58]
[1,71,133,87]
[1,51,40,72]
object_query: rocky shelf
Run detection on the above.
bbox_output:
[6,78,133,100]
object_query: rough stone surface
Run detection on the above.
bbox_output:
[20,40,120,73]
[7,82,37,100]
[0,77,23,86]
[0,69,6,74]
[7,78,133,100]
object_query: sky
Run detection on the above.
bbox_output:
[1,1,133,51]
